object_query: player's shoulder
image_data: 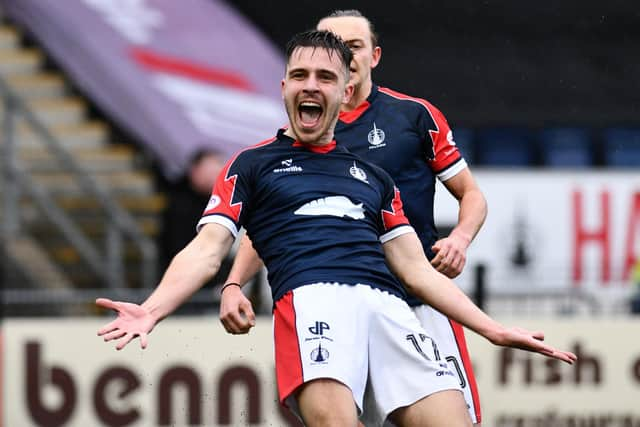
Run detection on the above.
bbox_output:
[377,86,438,111]
[225,133,282,172]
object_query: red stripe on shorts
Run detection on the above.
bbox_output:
[450,319,482,423]
[273,291,304,404]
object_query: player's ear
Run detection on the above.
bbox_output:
[343,81,355,104]
[281,78,285,99]
[371,46,382,69]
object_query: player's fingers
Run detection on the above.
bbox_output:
[139,332,148,349]
[116,333,135,351]
[102,329,126,342]
[541,348,577,365]
[241,301,256,327]
[97,320,120,336]
[96,298,119,311]
[530,330,545,341]
[221,312,244,334]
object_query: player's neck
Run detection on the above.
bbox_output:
[343,79,373,112]
[284,128,334,147]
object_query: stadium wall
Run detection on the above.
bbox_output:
[3,318,640,426]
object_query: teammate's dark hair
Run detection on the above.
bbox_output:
[285,30,353,78]
[320,9,379,47]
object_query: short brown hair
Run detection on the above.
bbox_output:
[319,9,379,47]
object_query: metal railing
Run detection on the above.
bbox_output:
[0,75,157,289]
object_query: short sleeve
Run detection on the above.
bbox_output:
[196,153,252,237]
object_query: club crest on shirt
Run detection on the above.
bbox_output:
[367,122,386,149]
[349,161,369,183]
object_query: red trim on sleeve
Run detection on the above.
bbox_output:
[382,187,410,230]
[274,292,304,404]
[202,136,278,221]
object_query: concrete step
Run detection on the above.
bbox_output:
[54,193,167,215]
[30,215,161,240]
[0,48,43,75]
[27,170,156,196]
[3,120,109,148]
[1,96,87,127]
[4,72,68,99]
[0,25,19,49]
[16,145,138,173]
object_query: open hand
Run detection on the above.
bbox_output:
[96,298,156,350]
[491,326,577,364]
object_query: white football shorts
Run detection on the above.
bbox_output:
[272,282,461,422]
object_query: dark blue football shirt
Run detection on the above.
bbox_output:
[335,85,468,306]
[198,129,414,303]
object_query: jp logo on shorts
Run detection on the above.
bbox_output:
[308,321,330,335]
[310,342,330,364]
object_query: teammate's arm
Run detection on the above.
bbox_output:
[219,234,262,334]
[431,168,487,278]
[383,231,576,364]
[97,223,234,350]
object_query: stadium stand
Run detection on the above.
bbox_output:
[475,127,536,166]
[602,127,640,167]
[0,20,165,292]
[538,127,594,168]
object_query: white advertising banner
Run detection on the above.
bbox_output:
[3,317,640,426]
[434,170,640,296]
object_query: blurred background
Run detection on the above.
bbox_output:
[1,1,639,426]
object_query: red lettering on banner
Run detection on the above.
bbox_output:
[623,192,640,281]
[572,190,611,285]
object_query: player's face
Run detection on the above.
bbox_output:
[317,16,381,93]
[282,46,353,145]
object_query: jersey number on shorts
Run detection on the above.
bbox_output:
[405,333,441,361]
[445,356,467,388]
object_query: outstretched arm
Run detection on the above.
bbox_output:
[384,232,576,364]
[97,223,234,350]
[219,234,264,334]
[431,168,487,278]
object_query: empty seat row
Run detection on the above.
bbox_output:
[452,127,640,168]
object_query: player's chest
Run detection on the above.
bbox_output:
[336,115,424,171]
[254,153,381,207]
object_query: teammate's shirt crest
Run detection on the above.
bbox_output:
[368,122,386,149]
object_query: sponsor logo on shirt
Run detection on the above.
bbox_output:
[294,196,365,220]
[273,158,303,173]
[367,122,386,149]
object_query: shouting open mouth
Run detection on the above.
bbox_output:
[298,101,323,130]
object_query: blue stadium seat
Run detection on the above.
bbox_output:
[539,127,593,167]
[451,127,475,164]
[603,128,640,167]
[475,128,535,167]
